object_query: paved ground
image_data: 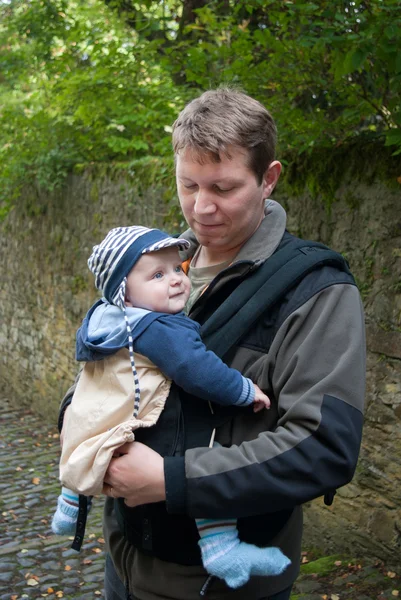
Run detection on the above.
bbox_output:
[0,397,105,599]
[1,396,400,600]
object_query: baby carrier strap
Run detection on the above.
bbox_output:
[201,232,352,359]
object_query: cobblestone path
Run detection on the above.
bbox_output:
[0,397,105,599]
[2,398,400,600]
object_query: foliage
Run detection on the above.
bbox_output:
[0,0,181,214]
[165,0,401,155]
[1,0,400,216]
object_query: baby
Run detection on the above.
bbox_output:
[52,225,290,588]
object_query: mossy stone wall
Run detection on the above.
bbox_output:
[274,150,401,561]
[0,173,172,421]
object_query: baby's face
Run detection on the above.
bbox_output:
[125,247,191,313]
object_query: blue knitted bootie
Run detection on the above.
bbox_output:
[51,495,79,535]
[199,533,291,589]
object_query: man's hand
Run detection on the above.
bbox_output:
[253,383,271,413]
[103,441,166,507]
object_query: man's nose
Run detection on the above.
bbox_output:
[194,189,216,215]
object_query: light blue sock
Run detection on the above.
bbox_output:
[51,487,92,536]
[198,529,291,589]
[51,494,79,535]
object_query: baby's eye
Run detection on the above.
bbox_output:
[153,272,163,279]
[174,265,183,273]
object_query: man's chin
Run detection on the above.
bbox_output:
[193,230,226,247]
[192,221,226,238]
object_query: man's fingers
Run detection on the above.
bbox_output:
[116,442,131,454]
[103,442,166,506]
[124,498,136,508]
[102,483,120,499]
[102,483,112,496]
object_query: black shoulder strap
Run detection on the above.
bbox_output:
[201,237,352,359]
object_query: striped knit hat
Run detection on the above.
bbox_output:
[88,226,190,416]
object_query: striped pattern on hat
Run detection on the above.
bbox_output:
[88,226,152,299]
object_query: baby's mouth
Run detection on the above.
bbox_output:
[170,290,184,299]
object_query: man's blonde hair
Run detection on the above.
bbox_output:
[172,88,277,184]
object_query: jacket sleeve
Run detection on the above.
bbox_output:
[133,316,254,407]
[164,283,365,517]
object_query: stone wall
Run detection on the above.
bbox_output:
[1,162,400,561]
[274,175,401,561]
[0,174,171,421]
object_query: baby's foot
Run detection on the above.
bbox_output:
[199,538,291,589]
[51,495,79,535]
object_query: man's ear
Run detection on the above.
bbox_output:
[262,161,282,198]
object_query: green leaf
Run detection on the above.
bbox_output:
[339,47,370,77]
[384,129,401,147]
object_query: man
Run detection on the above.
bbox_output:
[59,88,365,600]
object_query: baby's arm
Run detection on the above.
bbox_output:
[134,315,270,410]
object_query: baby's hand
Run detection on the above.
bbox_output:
[253,384,271,413]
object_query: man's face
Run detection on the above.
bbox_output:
[125,247,191,314]
[176,146,280,258]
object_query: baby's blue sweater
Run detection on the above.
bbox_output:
[76,299,254,408]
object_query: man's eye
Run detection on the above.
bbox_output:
[183,183,197,190]
[215,186,233,193]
